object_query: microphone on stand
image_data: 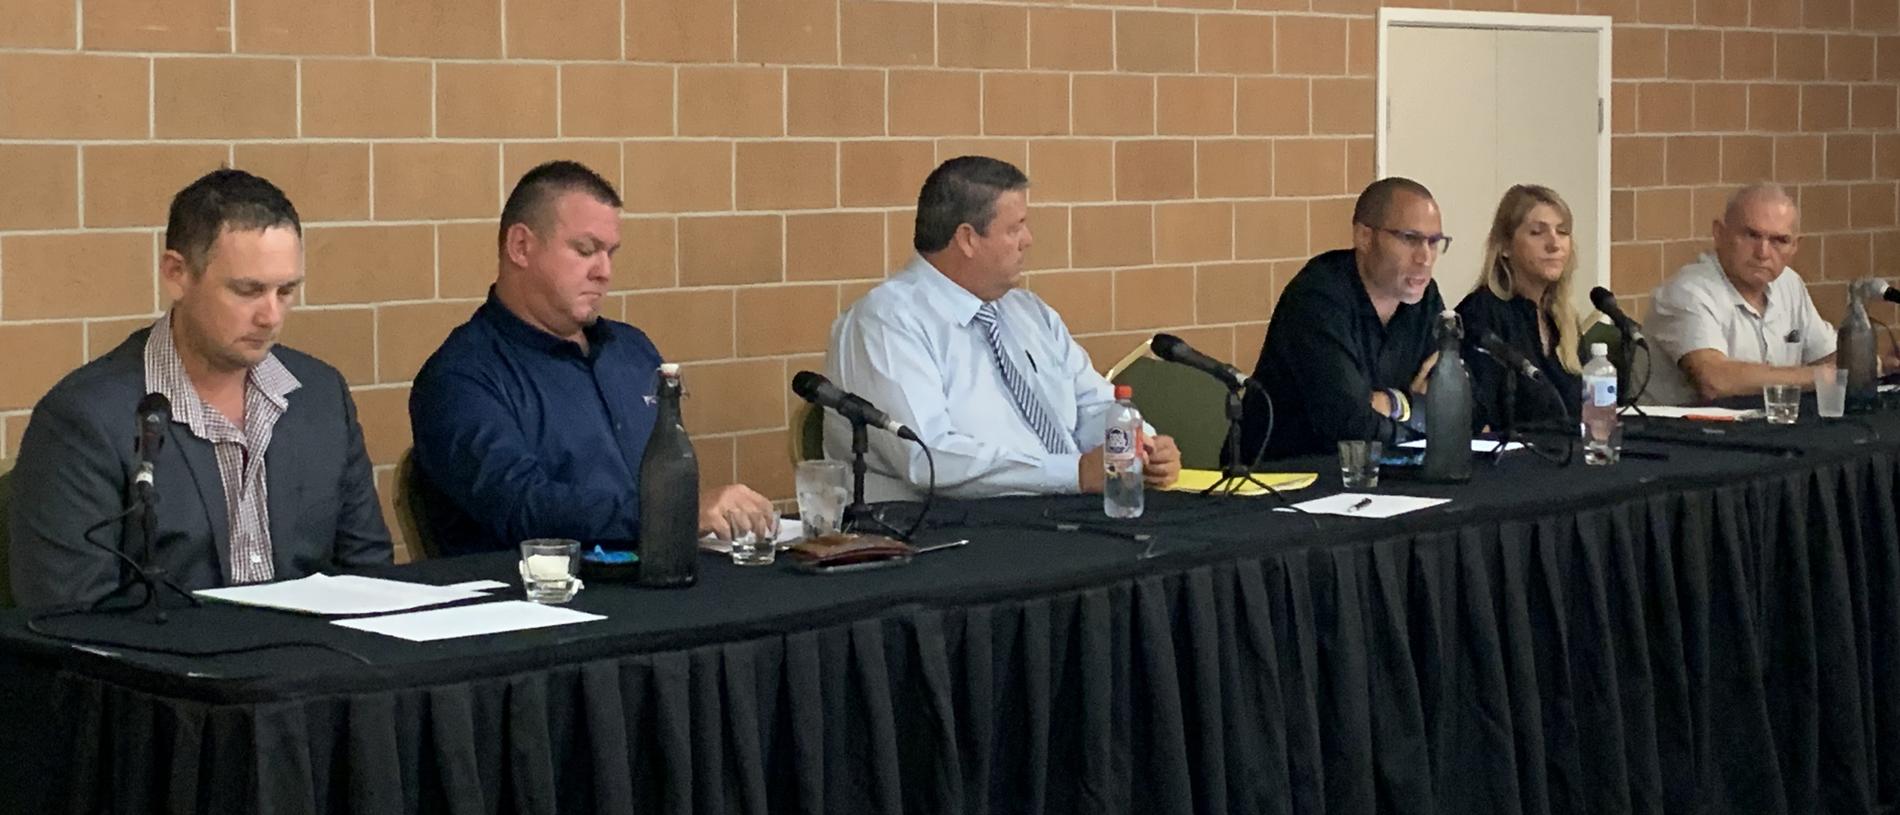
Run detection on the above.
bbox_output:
[1149,333,1249,389]
[1476,332,1543,381]
[791,371,919,442]
[1589,287,1647,346]
[134,393,169,508]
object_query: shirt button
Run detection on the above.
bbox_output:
[249,553,262,564]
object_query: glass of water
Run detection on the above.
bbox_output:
[518,538,581,604]
[1337,440,1382,488]
[795,459,851,538]
[1814,367,1847,419]
[1763,383,1802,424]
[727,511,781,567]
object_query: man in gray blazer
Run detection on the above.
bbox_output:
[9,169,391,608]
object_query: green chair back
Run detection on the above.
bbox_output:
[0,459,14,608]
[393,449,442,562]
[791,402,825,463]
[1109,356,1233,470]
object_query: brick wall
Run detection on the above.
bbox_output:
[0,0,1895,556]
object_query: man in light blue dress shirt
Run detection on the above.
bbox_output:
[826,156,1183,501]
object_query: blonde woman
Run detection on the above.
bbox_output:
[1455,184,1585,428]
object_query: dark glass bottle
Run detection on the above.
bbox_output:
[1421,310,1473,483]
[637,364,699,588]
[1840,284,1878,414]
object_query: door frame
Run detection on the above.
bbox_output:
[1375,8,1613,297]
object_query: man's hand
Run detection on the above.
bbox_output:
[1410,352,1439,395]
[1142,434,1182,488]
[1077,447,1106,493]
[698,483,778,541]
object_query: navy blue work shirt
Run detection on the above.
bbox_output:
[409,291,662,555]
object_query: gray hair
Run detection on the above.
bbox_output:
[1723,181,1797,228]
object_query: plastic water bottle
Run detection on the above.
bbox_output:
[1580,343,1621,465]
[1103,385,1144,518]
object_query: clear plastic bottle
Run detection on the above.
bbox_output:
[1580,342,1622,465]
[1103,385,1144,518]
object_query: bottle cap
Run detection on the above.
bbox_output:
[1114,384,1133,399]
[659,363,681,376]
[1589,342,1608,358]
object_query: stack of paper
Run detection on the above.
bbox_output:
[1276,492,1451,518]
[333,601,605,642]
[194,574,492,615]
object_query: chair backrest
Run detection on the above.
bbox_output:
[790,401,824,463]
[1109,356,1233,471]
[393,449,442,562]
[0,459,13,608]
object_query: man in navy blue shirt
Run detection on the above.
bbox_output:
[409,161,776,556]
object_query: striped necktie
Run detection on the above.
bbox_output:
[973,301,1073,454]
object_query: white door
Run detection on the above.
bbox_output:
[1381,10,1610,319]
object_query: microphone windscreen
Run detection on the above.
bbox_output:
[1149,333,1187,361]
[790,370,826,402]
[1589,286,1618,313]
[137,392,171,419]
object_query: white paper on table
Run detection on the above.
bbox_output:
[698,517,804,554]
[444,580,510,592]
[1636,405,1764,420]
[332,600,605,642]
[1398,439,1526,453]
[1275,492,1451,518]
[193,574,491,616]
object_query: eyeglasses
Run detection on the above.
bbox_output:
[1369,226,1453,255]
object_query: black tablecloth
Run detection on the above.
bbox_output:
[3,412,1898,814]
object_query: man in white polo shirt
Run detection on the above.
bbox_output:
[1644,182,1836,405]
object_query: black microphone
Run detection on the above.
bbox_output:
[1476,332,1543,381]
[134,392,169,503]
[1150,333,1248,389]
[1589,286,1647,346]
[1854,277,1900,305]
[791,371,920,442]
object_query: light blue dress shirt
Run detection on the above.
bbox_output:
[825,255,1118,501]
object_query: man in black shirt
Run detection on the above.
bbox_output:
[1239,178,1448,460]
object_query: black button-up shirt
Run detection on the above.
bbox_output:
[1454,286,1582,430]
[1240,249,1443,460]
[409,291,663,555]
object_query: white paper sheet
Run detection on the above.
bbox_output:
[444,580,510,592]
[333,600,606,642]
[1276,492,1451,518]
[1635,406,1763,420]
[194,574,490,616]
[1398,439,1527,453]
[697,517,804,554]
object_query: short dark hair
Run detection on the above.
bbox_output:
[1351,177,1435,229]
[498,160,624,251]
[913,156,1030,254]
[164,168,301,274]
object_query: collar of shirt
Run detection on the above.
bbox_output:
[1698,251,1790,319]
[141,312,301,441]
[476,287,616,360]
[901,255,989,328]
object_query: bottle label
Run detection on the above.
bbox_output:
[1105,426,1135,457]
[1586,375,1617,407]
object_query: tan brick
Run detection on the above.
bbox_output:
[787,68,884,136]
[1025,206,1069,271]
[627,0,733,62]
[1155,202,1233,263]
[737,284,836,355]
[936,139,1028,170]
[232,144,371,223]
[1195,262,1274,325]
[1879,134,1900,179]
[375,301,470,383]
[376,0,501,57]
[153,58,296,138]
[1636,83,1694,133]
[1667,29,1722,80]
[1275,140,1347,196]
[561,65,672,138]
[1232,322,1267,367]
[1197,139,1273,199]
[1234,199,1307,260]
[1778,33,1826,81]
[436,222,498,298]
[625,289,735,361]
[238,0,370,54]
[679,67,784,137]
[840,0,932,67]
[1699,0,1749,24]
[506,0,618,58]
[85,0,226,51]
[0,323,86,411]
[1198,14,1273,75]
[1114,141,1194,201]
[0,146,78,230]
[678,359,787,434]
[889,70,981,136]
[1027,270,1112,334]
[1634,188,1693,240]
[679,215,783,285]
[301,59,432,138]
[1723,31,1774,80]
[736,141,837,210]
[82,145,228,229]
[303,225,434,304]
[985,72,1070,137]
[1826,133,1873,180]
[1157,76,1234,136]
[1307,197,1354,251]
[1801,184,1851,233]
[1611,189,1635,241]
[1238,77,1308,135]
[350,386,410,465]
[1851,182,1896,228]
[939,3,1027,69]
[502,142,625,200]
[1777,134,1826,182]
[787,212,887,281]
[1030,8,1113,71]
[1116,11,1195,73]
[1071,205,1153,268]
[615,217,678,292]
[85,317,158,359]
[1802,84,1850,132]
[1666,136,1722,185]
[693,433,736,493]
[436,63,557,138]
[1693,82,1748,132]
[738,0,838,64]
[1073,74,1154,136]
[1805,0,1853,29]
[841,140,935,207]
[1029,139,1115,203]
[1612,136,1665,187]
[733,429,795,501]
[1608,242,1662,294]
[1852,85,1897,130]
[1829,35,1876,81]
[1721,135,1775,183]
[1638,0,1694,22]
[373,143,498,221]
[624,140,732,214]
[1611,83,1636,134]
[1752,0,1801,28]
[1612,27,1665,78]
[1858,0,1900,29]
[1346,17,1375,77]
[0,54,147,139]
[1749,84,1802,132]
[1,233,153,320]
[1345,138,1374,194]
[1277,16,1348,76]
[1113,266,1195,329]
[0,0,75,48]
[1820,233,1871,282]
[1311,77,1373,135]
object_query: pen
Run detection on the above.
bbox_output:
[1683,414,1739,422]
[1025,350,1039,372]
[915,539,969,554]
[1346,497,1373,513]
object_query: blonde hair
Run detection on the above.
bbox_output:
[1475,184,1583,375]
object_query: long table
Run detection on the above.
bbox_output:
[2,411,1897,814]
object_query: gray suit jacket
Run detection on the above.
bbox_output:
[8,328,392,607]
